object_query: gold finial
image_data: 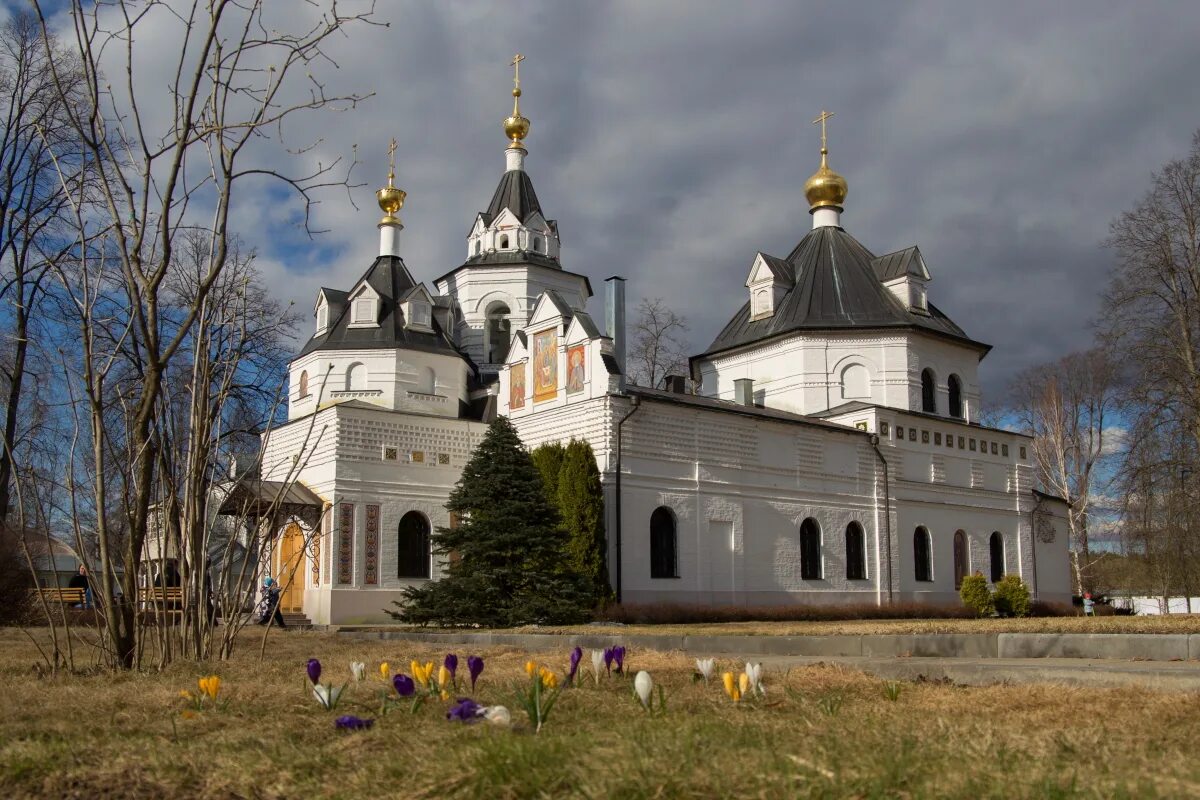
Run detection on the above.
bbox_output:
[804,109,848,210]
[376,137,406,226]
[503,53,531,150]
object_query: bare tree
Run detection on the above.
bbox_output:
[1008,348,1119,593]
[627,297,690,389]
[0,13,86,525]
[32,0,378,669]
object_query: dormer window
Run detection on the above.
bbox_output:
[752,288,770,316]
[499,234,510,249]
[912,285,928,312]
[533,236,543,253]
[347,285,379,328]
[404,299,432,331]
[353,298,373,323]
[316,304,328,334]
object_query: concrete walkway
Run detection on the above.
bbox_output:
[340,627,1200,690]
[759,655,1200,691]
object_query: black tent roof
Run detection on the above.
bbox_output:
[297,255,465,359]
[699,226,989,359]
[482,168,543,224]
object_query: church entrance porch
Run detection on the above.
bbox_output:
[276,523,306,612]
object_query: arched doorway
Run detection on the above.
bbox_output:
[277,523,305,612]
[397,511,431,579]
[953,530,968,590]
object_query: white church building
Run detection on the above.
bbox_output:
[257,64,1071,625]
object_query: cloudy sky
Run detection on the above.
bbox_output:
[26,0,1200,397]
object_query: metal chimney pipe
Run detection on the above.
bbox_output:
[605,276,626,390]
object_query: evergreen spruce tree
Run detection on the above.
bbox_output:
[391,417,591,627]
[530,441,566,507]
[558,439,613,605]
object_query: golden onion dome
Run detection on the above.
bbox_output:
[804,147,848,210]
[376,138,405,225]
[504,86,530,148]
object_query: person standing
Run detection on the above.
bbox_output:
[257,576,287,629]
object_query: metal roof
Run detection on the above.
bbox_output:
[699,226,989,359]
[484,168,543,223]
[298,255,465,359]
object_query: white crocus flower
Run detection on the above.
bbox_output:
[744,662,764,697]
[634,670,653,710]
[591,649,605,685]
[483,705,511,726]
[350,661,366,682]
[313,683,344,709]
[695,657,715,683]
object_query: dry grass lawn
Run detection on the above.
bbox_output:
[1,627,1197,799]
[522,614,1200,638]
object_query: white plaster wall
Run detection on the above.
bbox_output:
[696,330,983,420]
[435,265,589,366]
[288,348,469,420]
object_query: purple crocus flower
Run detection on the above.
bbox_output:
[306,658,322,685]
[567,646,583,683]
[444,653,459,682]
[467,655,484,691]
[392,673,415,697]
[446,697,483,722]
[603,647,615,674]
[612,646,626,674]
[334,714,374,731]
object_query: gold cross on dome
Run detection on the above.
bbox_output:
[511,53,525,89]
[812,109,834,151]
[386,137,397,182]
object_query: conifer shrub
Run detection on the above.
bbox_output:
[959,572,994,617]
[529,441,566,506]
[992,574,1032,618]
[556,440,613,606]
[390,417,591,627]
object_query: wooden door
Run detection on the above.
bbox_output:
[277,524,305,612]
[953,530,968,590]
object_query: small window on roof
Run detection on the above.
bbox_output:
[499,234,509,249]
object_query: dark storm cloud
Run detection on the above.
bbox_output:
[242,0,1200,396]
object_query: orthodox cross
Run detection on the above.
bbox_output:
[386,137,397,182]
[511,53,525,90]
[812,110,834,151]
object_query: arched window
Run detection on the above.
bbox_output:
[921,368,937,413]
[298,370,309,398]
[953,530,968,589]
[948,374,963,419]
[650,506,678,579]
[397,511,431,579]
[841,363,869,400]
[799,517,822,580]
[845,521,866,580]
[485,303,511,363]
[345,362,366,391]
[417,366,435,394]
[499,234,509,249]
[914,526,933,582]
[989,531,1005,583]
[533,236,543,253]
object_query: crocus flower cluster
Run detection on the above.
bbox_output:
[411,660,435,690]
[525,660,559,689]
[603,646,627,675]
[307,658,346,710]
[350,662,366,682]
[334,715,374,731]
[446,698,483,722]
[198,675,221,701]
[721,662,766,702]
[695,658,715,684]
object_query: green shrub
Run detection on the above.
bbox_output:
[959,572,994,617]
[992,574,1032,618]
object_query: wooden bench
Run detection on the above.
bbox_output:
[138,587,184,610]
[31,587,86,606]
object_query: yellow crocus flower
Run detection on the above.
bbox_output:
[722,671,740,702]
[738,673,750,698]
[380,662,390,680]
[539,667,558,689]
[411,660,426,687]
[525,660,538,677]
[198,675,220,700]
[438,665,451,690]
